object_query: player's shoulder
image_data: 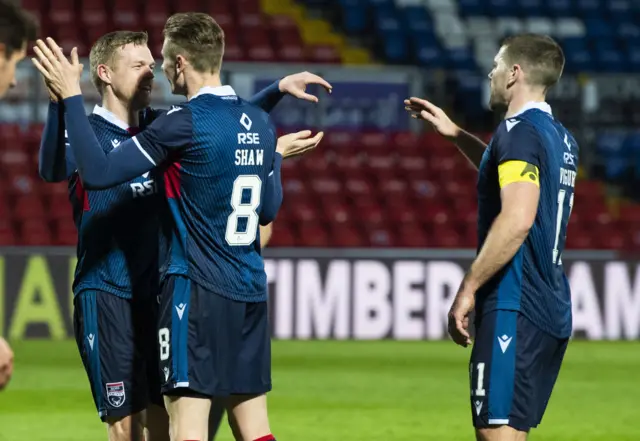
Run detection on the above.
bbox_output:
[493,115,540,150]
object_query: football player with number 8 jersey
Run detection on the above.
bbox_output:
[31,12,325,441]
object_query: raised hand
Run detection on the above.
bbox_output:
[31,38,83,100]
[276,130,324,159]
[404,97,460,140]
[279,72,332,103]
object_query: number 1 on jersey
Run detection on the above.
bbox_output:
[553,189,574,265]
[226,175,262,246]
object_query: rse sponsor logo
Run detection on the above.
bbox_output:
[105,381,126,407]
[237,133,260,145]
[130,179,158,198]
[563,152,576,167]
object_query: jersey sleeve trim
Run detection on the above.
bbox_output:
[132,136,157,166]
[498,160,540,188]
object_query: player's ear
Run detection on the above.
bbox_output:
[175,54,186,74]
[97,63,112,86]
[507,64,520,88]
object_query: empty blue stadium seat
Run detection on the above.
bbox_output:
[374,11,402,32]
[518,0,546,18]
[486,0,518,17]
[400,6,433,33]
[342,5,368,34]
[456,0,485,17]
[595,48,626,73]
[561,38,593,73]
[455,72,485,117]
[618,23,640,39]
[583,19,614,39]
[447,47,476,70]
[606,0,632,23]
[597,132,630,181]
[627,44,640,71]
[412,35,444,67]
[575,0,603,18]
[381,31,409,64]
[545,0,574,17]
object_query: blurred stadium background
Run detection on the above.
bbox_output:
[0,0,639,439]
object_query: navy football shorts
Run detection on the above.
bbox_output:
[73,290,163,421]
[469,310,569,432]
[158,275,271,398]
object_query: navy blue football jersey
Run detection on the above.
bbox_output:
[475,102,579,339]
[133,87,279,302]
[69,106,165,299]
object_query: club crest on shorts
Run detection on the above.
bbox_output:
[105,381,126,407]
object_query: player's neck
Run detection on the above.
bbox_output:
[101,94,140,128]
[185,72,222,100]
[505,91,546,119]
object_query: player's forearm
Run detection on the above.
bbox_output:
[452,129,487,170]
[63,95,153,189]
[38,101,69,182]
[249,80,285,113]
[259,223,273,248]
[465,212,530,291]
[259,153,284,225]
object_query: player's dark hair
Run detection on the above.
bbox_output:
[502,34,565,91]
[0,0,37,58]
[162,12,225,74]
[89,30,149,93]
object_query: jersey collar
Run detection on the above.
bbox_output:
[510,101,552,118]
[190,85,237,101]
[92,105,130,131]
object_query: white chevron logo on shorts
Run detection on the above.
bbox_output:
[87,334,95,350]
[498,334,513,353]
[163,367,170,382]
[175,303,187,320]
[474,400,483,416]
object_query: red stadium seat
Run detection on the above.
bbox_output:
[331,225,366,247]
[0,230,16,246]
[21,0,43,21]
[80,0,108,26]
[173,0,203,13]
[49,0,76,25]
[269,226,296,247]
[306,45,341,64]
[245,43,276,62]
[269,15,298,32]
[143,0,170,27]
[397,223,430,247]
[112,0,142,27]
[15,196,45,220]
[298,224,330,247]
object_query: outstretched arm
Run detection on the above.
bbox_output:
[39,101,76,182]
[63,96,191,189]
[405,97,487,169]
[250,72,333,113]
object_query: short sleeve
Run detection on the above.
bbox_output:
[132,106,193,165]
[494,119,543,168]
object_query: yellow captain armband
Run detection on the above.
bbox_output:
[498,160,540,188]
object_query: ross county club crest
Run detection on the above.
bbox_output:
[105,381,126,407]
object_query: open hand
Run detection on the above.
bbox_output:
[404,97,460,140]
[277,130,324,159]
[279,72,332,103]
[31,38,83,100]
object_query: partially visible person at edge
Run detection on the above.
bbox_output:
[0,0,38,392]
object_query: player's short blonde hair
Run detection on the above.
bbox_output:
[89,30,149,94]
[502,34,565,91]
[162,12,225,74]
